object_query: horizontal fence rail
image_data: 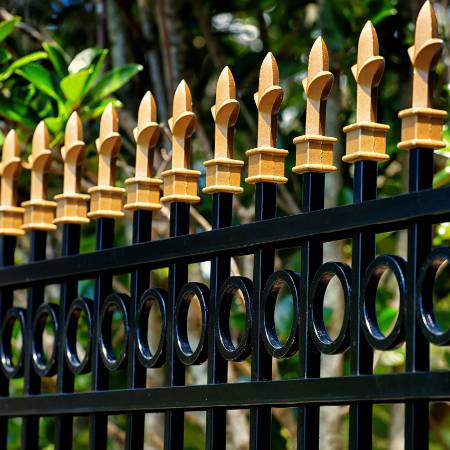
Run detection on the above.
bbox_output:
[0,2,449,450]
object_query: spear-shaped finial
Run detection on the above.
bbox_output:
[343,21,390,163]
[292,37,337,174]
[54,112,90,225]
[398,1,447,150]
[22,121,57,231]
[125,91,162,211]
[203,67,244,194]
[88,103,125,218]
[0,130,24,235]
[245,53,288,184]
[161,80,200,203]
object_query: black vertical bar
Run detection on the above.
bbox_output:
[349,160,377,450]
[21,230,47,450]
[249,182,276,450]
[164,202,190,450]
[205,192,233,450]
[89,217,115,450]
[0,235,16,449]
[297,173,324,450]
[405,148,433,450]
[54,223,81,450]
[125,209,152,450]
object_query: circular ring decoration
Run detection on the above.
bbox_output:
[417,247,450,346]
[32,302,59,377]
[135,288,167,368]
[310,262,351,355]
[175,282,209,365]
[361,254,407,350]
[0,307,26,379]
[64,297,93,374]
[216,276,253,361]
[261,270,300,358]
[99,293,130,371]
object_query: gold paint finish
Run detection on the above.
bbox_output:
[54,112,90,225]
[292,37,337,174]
[88,103,125,218]
[246,53,288,184]
[203,67,244,194]
[398,1,447,150]
[161,80,200,203]
[22,121,57,231]
[125,91,162,210]
[343,22,390,163]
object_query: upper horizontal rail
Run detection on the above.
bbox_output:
[0,372,448,417]
[0,186,449,290]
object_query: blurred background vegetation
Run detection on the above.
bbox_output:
[0,0,450,449]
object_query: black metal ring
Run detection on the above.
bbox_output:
[99,293,130,371]
[310,262,351,355]
[216,276,253,361]
[175,282,209,366]
[0,307,26,379]
[361,255,407,350]
[417,247,450,346]
[135,288,167,368]
[261,270,300,358]
[32,302,59,377]
[64,297,93,374]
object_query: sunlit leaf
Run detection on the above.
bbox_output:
[43,42,69,78]
[86,64,142,104]
[0,17,19,43]
[16,63,61,101]
[0,51,48,81]
[68,48,104,74]
[60,69,91,105]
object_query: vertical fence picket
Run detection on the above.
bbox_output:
[203,66,242,450]
[246,53,288,450]
[342,21,389,450]
[161,80,200,450]
[124,91,161,450]
[397,4,447,449]
[87,103,125,450]
[53,111,89,450]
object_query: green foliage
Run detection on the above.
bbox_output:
[0,17,142,145]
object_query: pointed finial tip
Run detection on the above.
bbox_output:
[32,121,49,152]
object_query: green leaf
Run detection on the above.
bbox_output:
[83,49,107,94]
[81,97,122,120]
[86,64,142,104]
[0,51,47,81]
[0,96,37,127]
[44,116,65,135]
[0,48,11,64]
[60,69,91,105]
[43,42,69,78]
[0,17,19,43]
[68,48,104,74]
[16,63,61,101]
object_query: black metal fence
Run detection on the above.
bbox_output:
[0,3,449,450]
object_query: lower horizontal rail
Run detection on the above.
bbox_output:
[1,372,448,417]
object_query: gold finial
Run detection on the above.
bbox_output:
[54,112,90,225]
[88,102,125,218]
[398,1,447,150]
[292,37,337,174]
[245,52,288,184]
[22,121,57,231]
[342,21,390,163]
[124,91,162,211]
[0,130,24,235]
[161,80,200,203]
[203,66,244,194]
